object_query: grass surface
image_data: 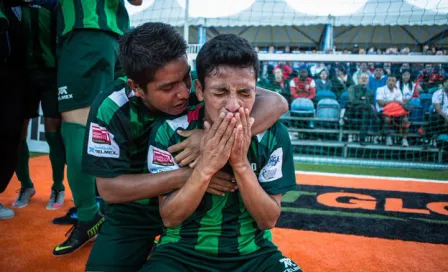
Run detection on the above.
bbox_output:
[30,152,447,181]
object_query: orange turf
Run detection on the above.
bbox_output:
[0,156,447,272]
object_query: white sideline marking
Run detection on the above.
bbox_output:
[295,171,448,184]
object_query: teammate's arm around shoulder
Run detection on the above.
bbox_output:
[84,102,192,204]
[159,112,236,228]
[251,87,288,135]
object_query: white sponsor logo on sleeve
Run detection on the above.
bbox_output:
[259,147,283,183]
[87,123,120,158]
[148,145,180,173]
[280,257,300,272]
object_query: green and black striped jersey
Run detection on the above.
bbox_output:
[22,5,56,69]
[82,77,159,213]
[149,105,296,256]
[57,0,129,38]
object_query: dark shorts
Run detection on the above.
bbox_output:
[86,202,162,272]
[23,68,60,119]
[140,244,302,272]
[57,29,118,113]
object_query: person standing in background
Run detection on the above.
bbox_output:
[0,0,26,220]
[9,0,66,211]
[53,0,142,256]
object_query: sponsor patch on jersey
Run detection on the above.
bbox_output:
[147,145,180,173]
[152,147,175,166]
[58,86,73,101]
[87,123,120,158]
[259,147,283,183]
[280,257,300,272]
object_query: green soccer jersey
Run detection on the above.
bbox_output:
[148,105,297,257]
[22,5,56,69]
[82,77,162,233]
[57,0,130,38]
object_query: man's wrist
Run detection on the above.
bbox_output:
[232,160,251,174]
[177,167,193,189]
[194,161,216,180]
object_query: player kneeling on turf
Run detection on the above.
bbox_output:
[142,34,301,272]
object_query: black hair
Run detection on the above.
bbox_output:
[119,22,187,89]
[196,34,259,88]
[399,69,413,92]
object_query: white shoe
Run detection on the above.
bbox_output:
[46,190,65,210]
[0,204,15,219]
[386,136,393,146]
[402,138,409,147]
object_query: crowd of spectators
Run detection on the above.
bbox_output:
[254,45,447,56]
[257,55,448,148]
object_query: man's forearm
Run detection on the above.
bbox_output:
[97,168,191,204]
[252,87,288,135]
[233,165,281,230]
[159,168,212,228]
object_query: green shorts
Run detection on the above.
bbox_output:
[57,29,118,113]
[23,68,60,119]
[86,202,163,272]
[140,244,302,272]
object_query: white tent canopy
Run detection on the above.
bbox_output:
[129,0,448,48]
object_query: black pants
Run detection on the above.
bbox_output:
[0,72,24,193]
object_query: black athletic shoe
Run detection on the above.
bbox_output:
[53,212,104,256]
[53,207,78,225]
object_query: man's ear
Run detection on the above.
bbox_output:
[195,80,204,102]
[127,79,145,98]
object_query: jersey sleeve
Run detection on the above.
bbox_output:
[147,120,181,174]
[258,122,297,195]
[82,99,131,178]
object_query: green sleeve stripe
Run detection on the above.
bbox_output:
[194,195,224,255]
[96,97,120,125]
[81,0,99,29]
[61,0,75,36]
[160,227,182,245]
[105,0,121,35]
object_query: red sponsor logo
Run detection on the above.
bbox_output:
[92,125,111,144]
[153,148,174,166]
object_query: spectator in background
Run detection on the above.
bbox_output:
[397,70,422,103]
[310,62,326,78]
[268,45,275,54]
[315,69,332,92]
[331,65,354,98]
[401,47,410,55]
[275,62,293,81]
[284,46,291,53]
[359,48,366,55]
[346,73,377,145]
[368,64,388,97]
[436,50,444,56]
[352,44,359,54]
[352,63,372,85]
[426,78,448,139]
[376,76,410,147]
[367,47,376,54]
[383,62,392,75]
[270,68,291,103]
[290,66,316,100]
[400,63,410,73]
